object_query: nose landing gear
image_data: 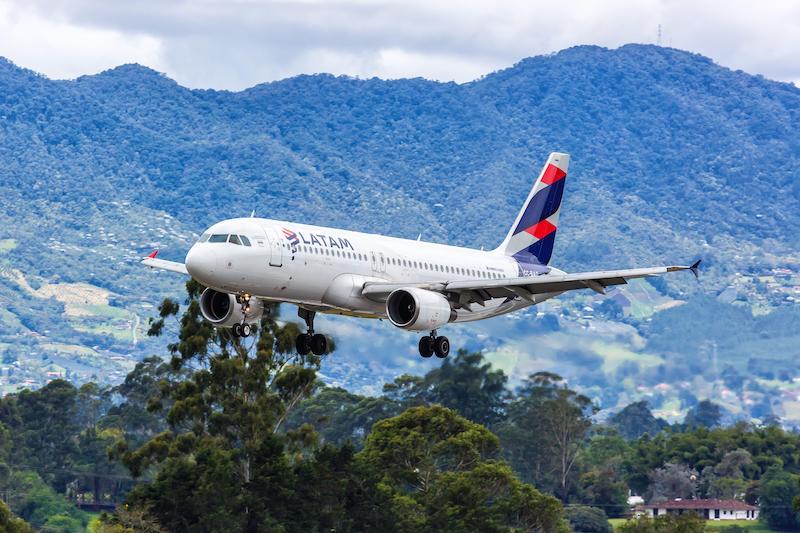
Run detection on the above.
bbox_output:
[232,294,253,338]
[295,308,328,356]
[419,330,449,358]
[232,323,252,338]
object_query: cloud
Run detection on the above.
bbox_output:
[0,0,164,79]
[0,0,799,90]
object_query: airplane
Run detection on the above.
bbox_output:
[143,152,700,359]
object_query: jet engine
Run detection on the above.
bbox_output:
[199,288,264,327]
[386,288,456,331]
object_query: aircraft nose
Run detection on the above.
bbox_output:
[185,245,215,281]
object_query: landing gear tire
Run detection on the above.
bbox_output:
[297,308,327,355]
[295,333,312,355]
[310,334,327,356]
[232,323,242,337]
[434,336,450,358]
[418,336,434,358]
[240,323,252,338]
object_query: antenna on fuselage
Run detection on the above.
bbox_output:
[417,234,422,241]
[250,209,256,218]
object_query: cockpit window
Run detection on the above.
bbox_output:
[208,234,228,243]
[240,235,252,247]
[198,233,210,243]
[228,234,242,245]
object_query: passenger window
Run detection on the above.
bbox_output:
[240,235,251,247]
[209,234,227,243]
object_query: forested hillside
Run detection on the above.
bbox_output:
[0,44,798,422]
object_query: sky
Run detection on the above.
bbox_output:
[0,0,798,90]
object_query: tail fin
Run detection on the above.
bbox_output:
[496,152,570,266]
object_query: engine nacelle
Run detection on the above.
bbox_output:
[199,288,264,327]
[386,288,456,331]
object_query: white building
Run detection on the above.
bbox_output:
[637,499,758,521]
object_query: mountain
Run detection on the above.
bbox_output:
[0,45,798,422]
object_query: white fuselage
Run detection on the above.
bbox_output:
[184,217,562,323]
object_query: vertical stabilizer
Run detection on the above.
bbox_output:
[495,152,569,267]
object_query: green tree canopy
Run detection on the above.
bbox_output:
[359,405,567,532]
[609,401,668,440]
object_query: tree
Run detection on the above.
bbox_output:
[359,405,499,492]
[117,280,324,531]
[564,505,612,533]
[497,372,595,500]
[381,351,509,427]
[359,405,567,532]
[648,463,698,501]
[0,380,80,491]
[421,350,509,427]
[580,469,629,518]
[609,401,668,440]
[714,449,753,479]
[1,470,89,531]
[427,461,567,533]
[684,399,723,429]
[0,499,33,533]
[103,356,175,449]
[759,466,800,530]
[579,431,631,517]
[287,386,401,448]
[700,449,753,500]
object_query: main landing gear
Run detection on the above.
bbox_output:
[295,308,328,356]
[418,330,450,359]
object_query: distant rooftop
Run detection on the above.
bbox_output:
[641,499,757,511]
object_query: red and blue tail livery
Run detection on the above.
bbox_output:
[496,153,569,273]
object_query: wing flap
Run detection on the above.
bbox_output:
[360,264,697,301]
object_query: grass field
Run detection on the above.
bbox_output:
[609,518,777,531]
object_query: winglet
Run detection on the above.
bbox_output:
[147,249,159,259]
[689,259,701,279]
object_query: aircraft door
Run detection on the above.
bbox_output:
[371,251,386,273]
[265,227,283,267]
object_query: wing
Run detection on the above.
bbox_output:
[141,250,189,275]
[361,261,700,307]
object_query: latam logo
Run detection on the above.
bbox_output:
[281,227,300,247]
[281,227,355,251]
